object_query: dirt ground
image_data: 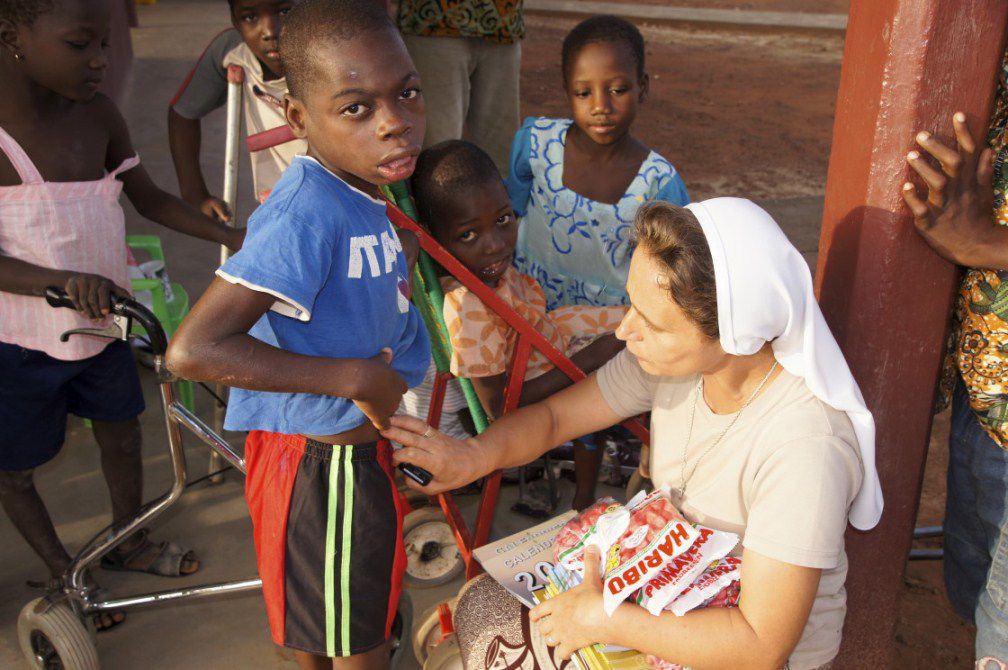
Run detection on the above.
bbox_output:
[520,18,845,201]
[516,13,975,668]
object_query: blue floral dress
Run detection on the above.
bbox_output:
[505,117,690,309]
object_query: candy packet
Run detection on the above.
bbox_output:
[667,556,741,616]
[634,523,738,615]
[554,497,627,575]
[600,490,703,615]
[554,491,704,615]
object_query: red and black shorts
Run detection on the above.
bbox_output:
[244,431,406,657]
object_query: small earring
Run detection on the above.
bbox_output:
[13,52,23,61]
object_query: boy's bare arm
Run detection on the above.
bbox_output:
[396,229,419,274]
[0,256,128,319]
[469,374,507,420]
[96,97,241,250]
[168,108,232,223]
[119,163,243,251]
[0,256,74,297]
[167,277,408,427]
[469,334,626,419]
[517,334,625,407]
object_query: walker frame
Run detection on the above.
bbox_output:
[17,293,412,669]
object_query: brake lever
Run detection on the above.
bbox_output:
[58,313,132,343]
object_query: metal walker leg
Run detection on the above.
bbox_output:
[207,64,247,484]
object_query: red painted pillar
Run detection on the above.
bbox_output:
[815,2,1008,666]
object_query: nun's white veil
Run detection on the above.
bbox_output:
[685,198,883,531]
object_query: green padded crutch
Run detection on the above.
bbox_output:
[382,181,490,434]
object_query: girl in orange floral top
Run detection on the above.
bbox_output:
[413,140,627,509]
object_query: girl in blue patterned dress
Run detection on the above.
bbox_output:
[506,15,690,309]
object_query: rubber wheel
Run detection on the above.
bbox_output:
[17,598,99,670]
[403,507,464,588]
[625,470,652,501]
[423,633,463,670]
[390,591,412,670]
[412,598,457,664]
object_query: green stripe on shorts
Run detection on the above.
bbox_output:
[324,449,342,657]
[340,446,355,655]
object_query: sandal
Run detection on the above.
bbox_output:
[100,528,200,577]
[88,589,126,633]
[511,500,551,519]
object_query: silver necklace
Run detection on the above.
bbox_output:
[677,361,779,498]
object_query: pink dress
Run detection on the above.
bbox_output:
[0,126,140,360]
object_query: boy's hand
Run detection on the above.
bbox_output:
[352,348,408,430]
[902,112,997,268]
[224,227,246,253]
[64,273,130,320]
[572,333,626,373]
[397,229,420,273]
[200,195,232,224]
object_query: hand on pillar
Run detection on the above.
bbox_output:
[901,112,1004,269]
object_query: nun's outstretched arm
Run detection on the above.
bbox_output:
[383,373,624,495]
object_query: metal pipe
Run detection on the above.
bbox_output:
[210,64,246,483]
[87,579,262,612]
[908,548,943,561]
[913,525,943,539]
[221,65,243,259]
[68,379,189,592]
[168,402,246,474]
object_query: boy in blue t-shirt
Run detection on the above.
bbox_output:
[167,1,429,668]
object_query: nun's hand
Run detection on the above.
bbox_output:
[903,112,1001,269]
[382,414,486,494]
[529,546,608,660]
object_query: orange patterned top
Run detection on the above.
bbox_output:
[441,268,626,379]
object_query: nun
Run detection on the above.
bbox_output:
[383,198,884,670]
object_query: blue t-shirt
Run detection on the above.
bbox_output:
[217,156,430,435]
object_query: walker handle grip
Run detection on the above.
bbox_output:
[44,286,169,355]
[44,286,77,310]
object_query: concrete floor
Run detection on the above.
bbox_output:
[0,1,829,667]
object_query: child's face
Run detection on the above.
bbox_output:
[4,0,111,103]
[230,0,296,78]
[566,41,648,146]
[433,178,517,288]
[285,29,424,198]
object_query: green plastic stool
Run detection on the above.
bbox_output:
[125,235,195,413]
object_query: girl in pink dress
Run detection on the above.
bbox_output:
[0,0,242,631]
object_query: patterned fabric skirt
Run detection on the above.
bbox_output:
[452,575,835,670]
